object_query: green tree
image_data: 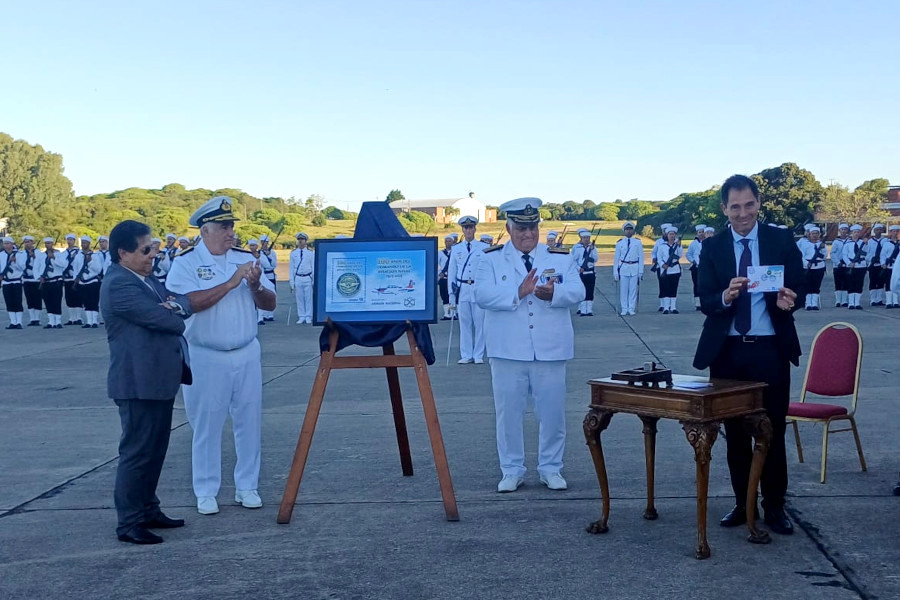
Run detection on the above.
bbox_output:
[386,189,405,203]
[594,203,620,221]
[0,133,75,232]
[640,225,655,239]
[752,163,821,230]
[618,200,656,220]
[311,213,327,227]
[399,210,434,233]
[846,178,891,221]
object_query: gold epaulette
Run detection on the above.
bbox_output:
[548,246,568,254]
[174,247,194,257]
[484,244,504,253]
[231,247,253,254]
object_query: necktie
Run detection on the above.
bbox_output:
[522,253,532,271]
[734,239,752,335]
[625,238,631,258]
[467,242,471,253]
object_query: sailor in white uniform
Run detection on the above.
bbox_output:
[685,224,706,309]
[881,225,900,308]
[843,224,869,310]
[438,234,454,320]
[867,223,887,306]
[166,195,276,515]
[258,234,277,322]
[474,197,583,493]
[613,222,644,315]
[21,235,45,326]
[571,228,598,316]
[802,226,827,310]
[448,215,488,363]
[75,235,104,328]
[289,232,315,324]
[0,236,26,328]
[830,223,850,307]
[651,223,672,311]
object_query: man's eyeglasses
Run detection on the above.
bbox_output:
[139,245,153,255]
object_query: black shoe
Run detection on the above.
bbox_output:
[893,481,900,496]
[6,324,16,330]
[585,312,593,316]
[65,320,74,325]
[55,324,63,329]
[117,525,163,545]
[763,507,794,535]
[805,306,812,311]
[91,324,98,328]
[258,320,265,325]
[662,309,670,315]
[74,319,83,325]
[695,307,701,311]
[720,505,758,527]
[143,513,185,529]
[658,307,664,312]
[82,324,91,328]
[43,324,53,329]
[28,321,39,326]
[671,309,679,314]
[841,303,849,308]
[576,310,582,315]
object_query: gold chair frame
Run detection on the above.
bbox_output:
[788,322,867,483]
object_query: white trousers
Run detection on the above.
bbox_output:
[489,358,567,477]
[294,275,313,323]
[457,300,485,361]
[618,276,638,314]
[182,339,262,498]
[258,277,276,320]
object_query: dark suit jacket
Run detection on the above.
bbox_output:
[692,223,805,370]
[100,263,193,400]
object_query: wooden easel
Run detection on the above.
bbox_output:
[277,322,459,524]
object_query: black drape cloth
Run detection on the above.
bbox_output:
[317,202,435,365]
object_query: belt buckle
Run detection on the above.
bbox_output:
[741,335,755,343]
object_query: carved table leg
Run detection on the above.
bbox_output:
[639,416,660,520]
[682,421,719,560]
[744,412,773,545]
[583,408,614,534]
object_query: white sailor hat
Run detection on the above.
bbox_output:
[808,226,821,234]
[458,215,479,226]
[803,224,814,231]
[295,232,308,240]
[499,197,542,224]
[189,196,240,227]
[443,233,455,240]
[873,223,885,230]
[450,232,459,240]
[889,225,900,232]
[839,223,849,230]
[778,225,788,229]
[578,228,591,236]
[260,234,270,242]
[22,235,34,242]
[623,222,635,230]
[479,233,493,242]
[664,226,678,234]
[43,236,54,243]
[546,230,558,238]
[65,233,76,240]
[850,224,863,232]
[151,237,162,243]
[695,224,706,232]
[166,233,176,240]
[80,235,92,242]
[99,235,109,241]
[767,223,778,227]
[660,223,672,230]
[2,236,14,243]
[178,236,190,242]
[248,238,259,246]
[704,227,715,233]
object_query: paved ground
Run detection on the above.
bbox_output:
[1,268,897,599]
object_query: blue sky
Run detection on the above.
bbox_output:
[3,0,898,211]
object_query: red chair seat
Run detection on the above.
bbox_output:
[788,402,848,419]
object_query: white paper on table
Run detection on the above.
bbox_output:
[746,265,784,293]
[672,382,713,390]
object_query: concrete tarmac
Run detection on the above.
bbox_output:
[0,268,897,599]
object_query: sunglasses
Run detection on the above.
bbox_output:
[139,245,153,255]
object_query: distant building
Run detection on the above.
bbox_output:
[391,193,497,224]
[885,186,900,216]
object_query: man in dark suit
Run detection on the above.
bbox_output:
[693,174,804,536]
[101,220,193,545]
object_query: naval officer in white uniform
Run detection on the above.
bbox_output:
[166,196,276,515]
[448,215,488,363]
[475,197,584,493]
[613,222,644,315]
[289,232,315,324]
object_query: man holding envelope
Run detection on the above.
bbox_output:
[693,174,804,536]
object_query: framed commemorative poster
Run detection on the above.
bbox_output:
[312,237,438,325]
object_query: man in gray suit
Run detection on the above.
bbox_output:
[101,220,193,545]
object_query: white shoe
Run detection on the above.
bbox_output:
[235,489,263,508]
[539,472,568,490]
[474,359,484,364]
[457,358,474,364]
[497,475,524,493]
[296,320,303,324]
[197,496,219,515]
[620,311,628,316]
[627,311,636,316]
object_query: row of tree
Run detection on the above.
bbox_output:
[2,133,892,243]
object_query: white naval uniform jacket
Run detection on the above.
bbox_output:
[166,240,275,352]
[613,237,644,279]
[474,242,584,362]
[448,239,488,303]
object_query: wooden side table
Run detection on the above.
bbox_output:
[583,376,773,559]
